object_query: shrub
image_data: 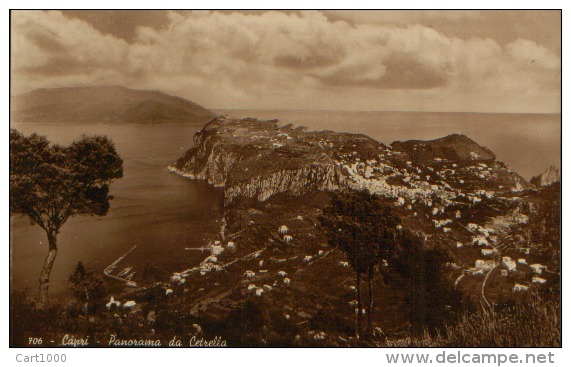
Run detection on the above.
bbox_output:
[140,262,167,284]
[69,261,108,306]
[381,293,560,347]
[444,294,560,347]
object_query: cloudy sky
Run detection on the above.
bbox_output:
[11,10,561,113]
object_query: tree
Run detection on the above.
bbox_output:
[141,261,167,284]
[385,228,459,335]
[10,129,123,308]
[69,261,108,307]
[320,190,400,338]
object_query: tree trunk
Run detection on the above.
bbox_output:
[356,270,362,339]
[37,231,58,309]
[367,268,374,336]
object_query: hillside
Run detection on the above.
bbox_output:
[391,134,496,164]
[10,86,216,124]
[170,116,530,205]
[9,115,555,347]
[159,116,558,345]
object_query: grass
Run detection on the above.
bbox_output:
[11,288,560,347]
[382,293,560,347]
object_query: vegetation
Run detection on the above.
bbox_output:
[69,262,108,308]
[10,129,123,307]
[385,228,461,335]
[140,261,168,284]
[383,293,560,347]
[10,285,559,347]
[524,182,561,267]
[320,190,400,338]
[9,120,560,347]
[445,294,560,347]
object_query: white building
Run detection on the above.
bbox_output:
[123,300,137,309]
[513,284,529,292]
[211,244,224,256]
[481,249,494,256]
[106,296,121,310]
[530,264,545,275]
[502,256,517,271]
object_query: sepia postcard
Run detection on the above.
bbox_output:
[8,9,561,349]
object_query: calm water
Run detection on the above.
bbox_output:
[216,110,561,180]
[10,124,224,297]
[10,110,560,296]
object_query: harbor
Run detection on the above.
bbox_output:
[103,245,139,288]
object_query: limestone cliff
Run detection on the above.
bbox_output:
[170,117,354,205]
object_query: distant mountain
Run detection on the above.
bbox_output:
[391,134,496,165]
[10,86,216,124]
[530,166,560,187]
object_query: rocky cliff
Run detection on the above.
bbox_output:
[530,166,560,187]
[170,116,530,206]
[169,117,355,205]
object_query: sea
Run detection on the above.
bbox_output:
[9,110,560,297]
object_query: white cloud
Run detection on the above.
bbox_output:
[10,10,561,113]
[507,38,560,70]
[324,10,484,25]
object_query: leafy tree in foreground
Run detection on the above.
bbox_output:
[320,190,400,338]
[10,129,123,308]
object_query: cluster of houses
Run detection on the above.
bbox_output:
[237,223,334,298]
[169,240,235,283]
[322,160,504,243]
[459,162,499,181]
[451,210,551,297]
[105,296,140,312]
[466,254,550,293]
[245,125,294,149]
[325,140,521,223]
[243,268,291,297]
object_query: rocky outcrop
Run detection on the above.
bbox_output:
[530,166,560,187]
[170,116,530,206]
[224,164,347,203]
[170,132,242,187]
[170,116,354,205]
